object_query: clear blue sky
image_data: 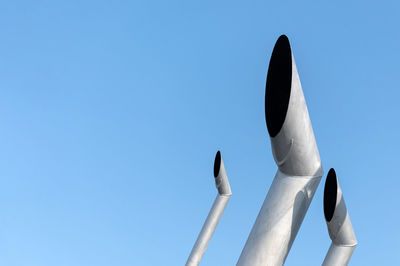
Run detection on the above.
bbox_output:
[0,1,398,265]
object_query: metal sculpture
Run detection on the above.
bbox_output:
[186,35,356,266]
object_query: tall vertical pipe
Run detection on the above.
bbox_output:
[186,151,232,266]
[237,35,323,266]
[322,168,357,266]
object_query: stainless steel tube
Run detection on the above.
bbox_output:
[186,151,232,266]
[322,169,357,266]
[237,35,323,266]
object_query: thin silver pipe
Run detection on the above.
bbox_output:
[322,168,357,266]
[237,35,323,266]
[186,195,230,266]
[186,151,231,266]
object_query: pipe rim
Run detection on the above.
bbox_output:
[324,168,338,222]
[214,151,221,178]
[265,34,292,138]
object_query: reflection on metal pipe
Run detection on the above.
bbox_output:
[322,168,357,266]
[237,35,323,266]
[186,151,232,266]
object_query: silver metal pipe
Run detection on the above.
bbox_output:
[237,35,323,266]
[322,168,357,266]
[186,151,232,266]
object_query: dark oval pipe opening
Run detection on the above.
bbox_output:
[265,34,292,138]
[324,168,338,222]
[214,151,221,178]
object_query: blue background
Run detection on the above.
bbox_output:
[0,1,398,265]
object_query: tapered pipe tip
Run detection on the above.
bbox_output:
[323,168,357,248]
[213,150,231,195]
[324,168,338,222]
[214,150,222,178]
[265,34,292,137]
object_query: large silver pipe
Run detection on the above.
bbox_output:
[237,35,323,266]
[322,168,357,266]
[186,151,232,266]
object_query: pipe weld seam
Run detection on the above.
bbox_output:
[276,138,294,166]
[279,173,323,179]
[332,241,358,247]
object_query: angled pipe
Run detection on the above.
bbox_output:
[322,168,357,266]
[237,35,323,266]
[186,151,231,266]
